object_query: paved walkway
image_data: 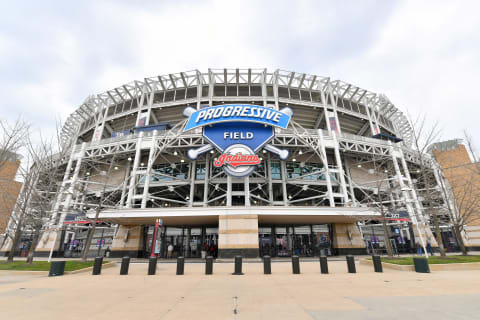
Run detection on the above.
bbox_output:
[1,260,480,319]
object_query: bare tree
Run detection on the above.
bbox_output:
[0,118,29,170]
[408,113,446,257]
[435,132,480,255]
[348,156,403,257]
[80,154,119,261]
[3,123,68,263]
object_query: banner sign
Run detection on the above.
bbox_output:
[184,105,291,131]
[183,104,293,177]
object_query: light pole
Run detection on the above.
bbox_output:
[150,218,163,257]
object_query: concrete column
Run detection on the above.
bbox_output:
[59,142,87,226]
[189,160,196,207]
[244,176,251,207]
[227,175,232,206]
[332,223,366,255]
[218,214,259,258]
[141,131,157,208]
[110,225,144,258]
[120,160,132,207]
[49,145,77,225]
[126,132,144,208]
[332,132,349,203]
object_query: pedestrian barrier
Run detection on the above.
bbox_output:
[372,255,383,273]
[233,256,243,275]
[292,255,300,274]
[205,256,213,275]
[148,256,157,275]
[319,255,328,274]
[92,257,103,275]
[263,256,271,274]
[49,261,66,277]
[120,256,130,275]
[176,256,185,275]
[346,255,356,273]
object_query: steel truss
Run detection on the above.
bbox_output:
[27,68,452,235]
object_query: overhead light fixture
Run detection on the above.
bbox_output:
[210,150,214,154]
[180,159,185,163]
[114,166,118,170]
[357,164,362,168]
[86,172,90,176]
[262,150,267,154]
[173,151,178,156]
[127,157,132,161]
[288,195,292,199]
[140,162,145,166]
[298,150,303,155]
[292,158,296,162]
[186,196,190,200]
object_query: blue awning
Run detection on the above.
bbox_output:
[372,133,402,143]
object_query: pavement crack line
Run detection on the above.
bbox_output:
[158,277,203,320]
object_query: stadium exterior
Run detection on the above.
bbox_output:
[3,69,454,258]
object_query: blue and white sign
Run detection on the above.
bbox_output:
[183,104,293,177]
[184,104,291,131]
[204,122,273,152]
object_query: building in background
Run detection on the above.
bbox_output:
[2,69,457,258]
[0,151,22,244]
[431,139,480,251]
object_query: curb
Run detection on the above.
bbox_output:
[360,259,480,271]
[0,261,117,276]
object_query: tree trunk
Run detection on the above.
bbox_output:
[81,207,101,262]
[431,210,446,257]
[381,215,393,257]
[7,223,23,263]
[25,229,41,264]
[454,224,468,255]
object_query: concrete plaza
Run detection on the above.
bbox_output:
[1,259,479,319]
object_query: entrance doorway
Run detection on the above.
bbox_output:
[259,224,333,257]
[143,225,218,258]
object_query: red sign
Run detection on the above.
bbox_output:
[214,152,260,168]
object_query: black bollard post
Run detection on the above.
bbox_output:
[263,256,271,274]
[120,256,130,275]
[233,256,243,275]
[372,255,383,273]
[205,256,213,275]
[148,256,157,275]
[292,255,300,274]
[92,256,103,275]
[346,255,356,273]
[320,255,329,274]
[176,256,185,275]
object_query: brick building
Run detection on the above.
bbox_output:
[0,153,22,236]
[431,140,480,250]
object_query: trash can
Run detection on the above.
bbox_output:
[413,257,430,273]
[49,261,66,277]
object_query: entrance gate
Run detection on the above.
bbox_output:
[143,225,218,258]
[259,224,333,257]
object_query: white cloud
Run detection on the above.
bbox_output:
[0,0,479,149]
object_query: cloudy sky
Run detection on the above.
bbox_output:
[1,0,479,150]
